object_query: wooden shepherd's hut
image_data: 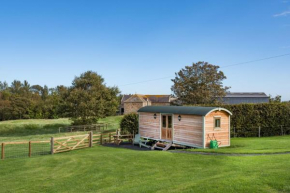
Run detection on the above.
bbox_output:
[137,106,232,149]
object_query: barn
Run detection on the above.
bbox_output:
[137,106,232,149]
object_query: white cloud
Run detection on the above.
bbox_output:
[273,10,290,17]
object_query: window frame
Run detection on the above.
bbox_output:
[214,116,221,130]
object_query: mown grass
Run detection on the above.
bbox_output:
[1,145,290,193]
[0,116,123,142]
[1,118,290,192]
[188,135,290,154]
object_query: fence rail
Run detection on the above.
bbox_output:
[58,124,108,133]
[1,131,116,160]
[1,140,50,160]
[231,125,290,137]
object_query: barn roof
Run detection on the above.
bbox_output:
[121,94,172,104]
[224,92,268,98]
[138,106,232,116]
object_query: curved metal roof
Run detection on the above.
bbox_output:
[137,106,232,116]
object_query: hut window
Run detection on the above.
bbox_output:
[168,115,172,128]
[162,116,166,127]
[214,117,221,128]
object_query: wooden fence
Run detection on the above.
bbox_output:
[1,140,50,160]
[1,131,116,160]
[58,124,108,133]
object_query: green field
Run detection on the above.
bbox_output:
[189,136,290,154]
[1,118,290,192]
[0,116,122,142]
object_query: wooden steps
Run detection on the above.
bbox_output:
[151,141,172,151]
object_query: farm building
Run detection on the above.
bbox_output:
[221,92,269,104]
[137,106,232,149]
[120,94,177,115]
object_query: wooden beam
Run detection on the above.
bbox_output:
[89,131,93,147]
[51,137,54,155]
[1,143,4,160]
[28,141,32,157]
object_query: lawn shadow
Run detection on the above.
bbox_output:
[103,142,151,151]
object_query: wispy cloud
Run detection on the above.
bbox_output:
[273,10,290,17]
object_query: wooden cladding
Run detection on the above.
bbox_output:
[205,111,230,147]
[139,112,160,139]
[138,110,231,149]
[173,115,203,147]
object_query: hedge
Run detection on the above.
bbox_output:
[191,103,290,137]
[120,103,290,137]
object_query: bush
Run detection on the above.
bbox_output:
[120,113,138,134]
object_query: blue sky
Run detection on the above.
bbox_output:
[0,0,290,100]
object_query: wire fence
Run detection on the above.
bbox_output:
[57,122,120,133]
[1,131,116,160]
[1,141,51,159]
[231,125,290,137]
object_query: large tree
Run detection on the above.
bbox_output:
[171,61,230,105]
[66,71,120,125]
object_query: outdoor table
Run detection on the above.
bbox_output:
[113,134,133,145]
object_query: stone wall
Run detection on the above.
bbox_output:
[124,102,145,114]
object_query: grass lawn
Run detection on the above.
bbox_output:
[0,116,123,142]
[188,136,290,154]
[1,118,290,192]
[1,145,290,192]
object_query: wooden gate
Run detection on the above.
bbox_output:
[52,133,92,154]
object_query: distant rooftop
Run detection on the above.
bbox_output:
[224,92,269,98]
[121,94,174,103]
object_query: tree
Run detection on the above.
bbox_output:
[120,113,138,134]
[171,61,230,105]
[66,71,120,125]
[269,95,281,103]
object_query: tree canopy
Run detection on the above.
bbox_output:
[171,61,230,105]
[66,71,120,125]
[0,71,121,123]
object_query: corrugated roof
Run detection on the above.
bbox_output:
[145,95,170,103]
[138,106,232,116]
[225,92,268,98]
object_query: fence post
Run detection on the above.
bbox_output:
[51,137,54,155]
[109,133,111,143]
[233,127,235,138]
[29,141,32,157]
[89,131,93,147]
[1,143,4,160]
[281,125,284,136]
[100,134,103,145]
[258,126,261,138]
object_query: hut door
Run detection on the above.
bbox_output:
[161,115,173,140]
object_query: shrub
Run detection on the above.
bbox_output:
[120,113,138,134]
